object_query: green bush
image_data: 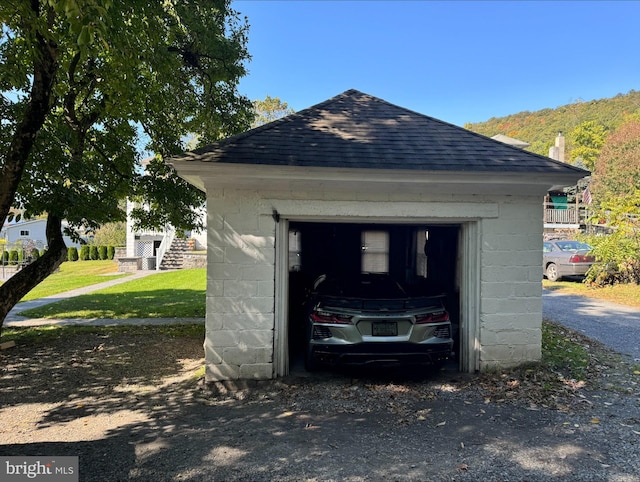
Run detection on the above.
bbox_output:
[31,249,40,261]
[79,245,90,261]
[9,249,18,265]
[67,247,79,262]
[583,232,640,286]
[2,251,8,264]
[89,245,99,260]
[107,246,115,260]
[98,245,108,260]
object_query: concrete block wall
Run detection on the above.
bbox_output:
[202,187,546,380]
[204,192,276,381]
[479,198,543,369]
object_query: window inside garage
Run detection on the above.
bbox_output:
[286,221,461,372]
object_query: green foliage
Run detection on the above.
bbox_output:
[89,245,99,260]
[31,249,40,261]
[92,222,126,247]
[67,247,79,262]
[9,250,18,265]
[568,121,608,170]
[465,90,640,159]
[98,245,108,260]
[107,246,115,260]
[79,245,90,261]
[2,251,8,263]
[252,95,295,128]
[583,190,640,286]
[1,0,253,261]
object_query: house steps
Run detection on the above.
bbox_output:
[159,238,190,270]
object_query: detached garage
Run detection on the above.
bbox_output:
[169,89,588,381]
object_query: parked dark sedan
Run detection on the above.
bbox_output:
[304,273,453,370]
[543,240,595,282]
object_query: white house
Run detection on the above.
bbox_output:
[169,90,588,381]
[1,218,84,252]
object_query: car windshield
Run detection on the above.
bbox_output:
[315,274,407,299]
[555,241,592,252]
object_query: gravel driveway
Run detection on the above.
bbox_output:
[543,288,640,361]
[1,293,640,481]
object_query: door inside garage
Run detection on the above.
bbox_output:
[285,221,462,373]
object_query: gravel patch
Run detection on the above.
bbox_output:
[1,324,640,481]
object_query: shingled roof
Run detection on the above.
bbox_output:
[175,89,587,176]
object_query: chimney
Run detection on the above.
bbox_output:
[549,131,565,162]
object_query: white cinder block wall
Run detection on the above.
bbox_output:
[479,198,543,369]
[204,192,276,381]
[203,188,545,381]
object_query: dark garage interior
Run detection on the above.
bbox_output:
[287,221,461,372]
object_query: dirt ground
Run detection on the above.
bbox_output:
[1,324,640,481]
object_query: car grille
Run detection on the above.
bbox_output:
[313,326,333,339]
[433,326,451,339]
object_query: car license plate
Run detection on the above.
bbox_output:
[372,321,397,336]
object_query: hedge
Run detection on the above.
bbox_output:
[79,245,90,260]
[68,247,79,262]
[9,249,18,265]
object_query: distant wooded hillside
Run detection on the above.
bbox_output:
[464,90,640,159]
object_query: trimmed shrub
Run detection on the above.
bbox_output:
[2,251,8,264]
[89,245,99,260]
[98,245,108,260]
[9,249,18,265]
[31,249,40,261]
[80,245,90,260]
[107,246,115,260]
[68,247,79,262]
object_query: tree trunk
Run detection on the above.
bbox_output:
[0,6,58,228]
[0,215,67,334]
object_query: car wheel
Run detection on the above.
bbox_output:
[304,323,318,371]
[546,263,561,282]
[305,344,318,371]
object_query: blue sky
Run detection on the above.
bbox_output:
[235,0,640,126]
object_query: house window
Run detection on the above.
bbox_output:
[20,230,29,237]
[288,229,302,272]
[361,230,389,273]
[416,229,428,277]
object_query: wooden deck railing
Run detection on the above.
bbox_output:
[543,202,590,226]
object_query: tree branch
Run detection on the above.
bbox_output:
[0,2,58,227]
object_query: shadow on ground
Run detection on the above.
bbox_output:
[1,326,639,481]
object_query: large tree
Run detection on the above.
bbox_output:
[0,0,253,330]
[568,120,608,171]
[252,95,294,127]
[585,117,640,285]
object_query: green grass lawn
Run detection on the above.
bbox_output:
[17,268,206,319]
[14,260,129,301]
[543,279,640,309]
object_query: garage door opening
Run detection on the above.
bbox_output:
[285,221,461,374]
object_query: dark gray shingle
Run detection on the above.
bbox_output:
[176,89,587,175]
